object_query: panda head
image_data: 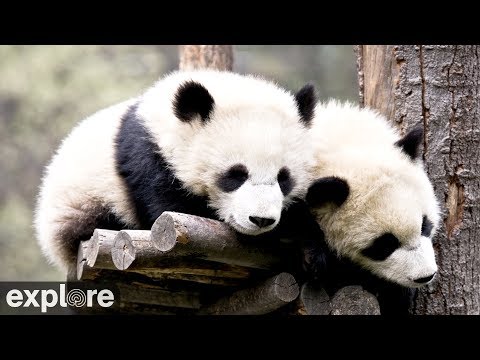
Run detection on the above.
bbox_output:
[168,76,317,236]
[306,126,440,288]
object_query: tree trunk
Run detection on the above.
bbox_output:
[356,45,480,315]
[179,45,233,71]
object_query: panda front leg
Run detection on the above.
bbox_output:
[301,235,416,315]
[373,282,416,316]
[272,199,332,281]
[36,198,129,273]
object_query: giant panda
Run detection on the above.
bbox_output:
[35,69,317,272]
[295,100,440,314]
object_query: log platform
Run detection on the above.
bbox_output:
[70,211,380,315]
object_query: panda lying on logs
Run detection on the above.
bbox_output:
[35,70,317,272]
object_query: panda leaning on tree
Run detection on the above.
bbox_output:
[280,100,440,315]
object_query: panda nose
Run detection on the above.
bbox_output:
[249,216,276,228]
[414,272,436,284]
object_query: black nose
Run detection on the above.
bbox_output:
[249,216,276,228]
[414,272,436,284]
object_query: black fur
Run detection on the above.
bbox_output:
[361,233,400,261]
[216,164,249,193]
[421,215,433,237]
[294,84,316,126]
[300,228,415,315]
[173,81,215,123]
[61,203,129,265]
[273,198,416,315]
[249,216,275,228]
[414,273,435,284]
[115,103,216,229]
[277,167,295,196]
[395,125,424,160]
[306,176,349,208]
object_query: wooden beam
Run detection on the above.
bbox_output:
[151,211,282,269]
[200,272,299,315]
[330,286,380,315]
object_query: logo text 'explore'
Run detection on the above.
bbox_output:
[5,284,114,313]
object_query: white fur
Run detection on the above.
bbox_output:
[309,100,440,288]
[35,70,314,271]
[35,99,138,270]
[138,70,314,234]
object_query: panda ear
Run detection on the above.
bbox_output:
[294,83,317,126]
[306,177,349,208]
[173,81,215,123]
[395,125,424,160]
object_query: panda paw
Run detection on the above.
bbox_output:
[302,240,329,280]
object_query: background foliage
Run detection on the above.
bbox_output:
[0,45,357,280]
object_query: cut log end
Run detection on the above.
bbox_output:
[112,232,136,270]
[299,281,331,315]
[273,272,299,303]
[86,229,117,267]
[151,212,178,252]
[330,286,381,315]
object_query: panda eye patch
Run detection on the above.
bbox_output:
[216,164,249,192]
[421,215,433,237]
[277,167,295,195]
[361,233,400,261]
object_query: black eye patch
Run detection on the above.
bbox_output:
[216,164,249,192]
[361,233,400,261]
[421,215,433,237]
[277,167,295,196]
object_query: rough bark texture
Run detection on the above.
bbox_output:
[357,45,480,315]
[76,229,117,280]
[179,45,233,71]
[200,272,299,315]
[330,286,381,315]
[151,211,282,269]
[296,282,331,315]
[111,230,154,270]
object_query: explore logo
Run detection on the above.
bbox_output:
[0,282,118,315]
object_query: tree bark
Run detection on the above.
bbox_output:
[179,45,233,71]
[356,45,480,314]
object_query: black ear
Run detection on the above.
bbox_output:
[294,83,317,126]
[395,125,424,160]
[306,177,349,208]
[173,81,215,123]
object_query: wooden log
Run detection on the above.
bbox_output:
[151,211,282,269]
[131,271,246,286]
[111,230,154,270]
[131,261,251,279]
[76,239,91,280]
[116,282,201,309]
[200,272,299,315]
[76,229,117,280]
[115,303,178,315]
[111,229,255,285]
[87,229,118,268]
[296,281,331,315]
[330,286,380,315]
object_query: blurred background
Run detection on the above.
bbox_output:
[0,45,358,281]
